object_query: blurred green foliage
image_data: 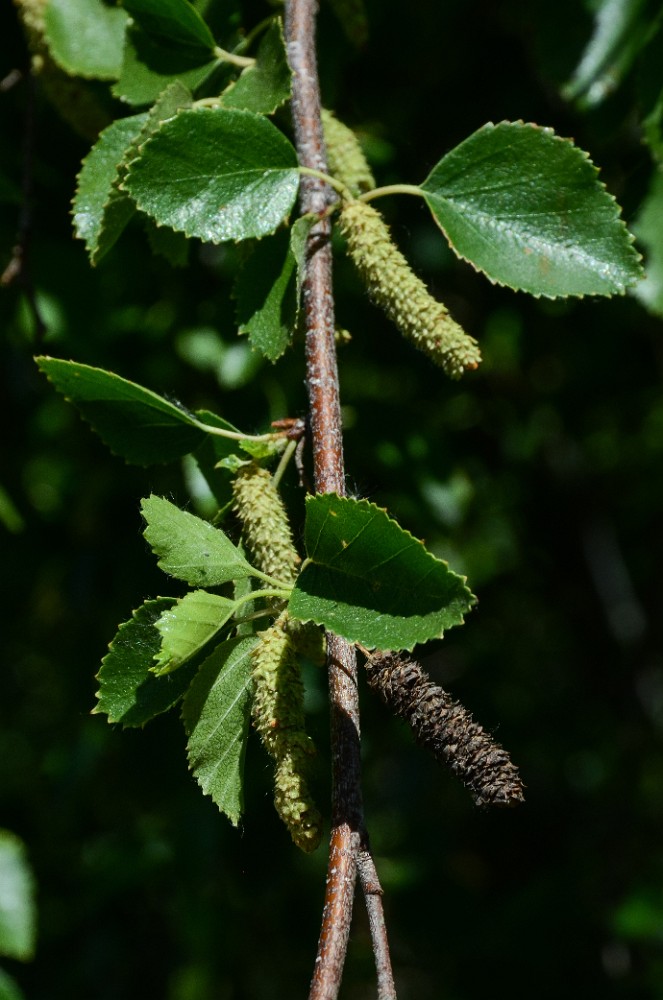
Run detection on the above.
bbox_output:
[2,0,663,997]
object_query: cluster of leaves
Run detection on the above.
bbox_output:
[36,357,474,828]
[26,0,651,839]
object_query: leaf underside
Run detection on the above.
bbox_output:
[153,590,238,674]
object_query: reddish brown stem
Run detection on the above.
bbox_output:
[284,1,395,997]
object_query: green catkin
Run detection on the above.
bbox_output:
[231,462,301,585]
[321,109,375,197]
[251,613,323,852]
[339,199,482,379]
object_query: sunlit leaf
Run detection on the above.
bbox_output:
[289,494,475,650]
[72,114,148,264]
[44,0,127,79]
[141,495,255,585]
[421,121,643,298]
[122,108,299,243]
[154,591,238,674]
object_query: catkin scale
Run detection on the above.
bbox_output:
[231,462,301,585]
[251,614,323,852]
[321,109,375,197]
[365,652,524,808]
[339,199,482,379]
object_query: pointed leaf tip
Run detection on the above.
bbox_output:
[421,120,643,299]
[288,494,475,650]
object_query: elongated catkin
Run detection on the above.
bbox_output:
[339,199,481,379]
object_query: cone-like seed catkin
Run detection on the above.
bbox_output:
[251,614,322,852]
[339,199,482,379]
[321,109,375,197]
[231,462,301,585]
[365,652,524,808]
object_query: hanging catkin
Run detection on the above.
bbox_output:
[365,651,524,808]
[231,462,301,585]
[321,109,375,197]
[339,199,481,379]
[251,613,323,852]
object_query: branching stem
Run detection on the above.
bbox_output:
[285,1,396,997]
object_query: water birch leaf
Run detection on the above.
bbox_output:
[122,108,299,243]
[72,113,148,264]
[288,494,475,651]
[0,832,36,961]
[632,169,663,316]
[182,635,258,826]
[44,0,128,80]
[95,598,197,727]
[141,495,255,585]
[220,19,292,115]
[421,121,643,298]
[113,25,219,106]
[153,591,238,675]
[122,0,216,52]
[35,357,206,464]
[234,230,296,360]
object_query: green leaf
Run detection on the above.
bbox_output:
[182,635,258,825]
[420,121,643,298]
[36,357,206,465]
[234,230,296,360]
[0,968,25,1000]
[122,0,216,51]
[44,0,128,80]
[563,0,655,106]
[141,495,255,585]
[122,108,299,243]
[154,590,238,675]
[95,598,197,726]
[0,832,36,961]
[289,494,475,651]
[290,213,315,316]
[113,25,220,106]
[632,169,663,316]
[72,114,148,264]
[220,19,292,115]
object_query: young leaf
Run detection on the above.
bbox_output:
[154,591,238,675]
[35,357,206,465]
[182,635,259,826]
[420,121,643,298]
[122,0,216,52]
[220,19,292,115]
[122,108,299,243]
[44,0,128,80]
[72,114,148,264]
[95,598,196,727]
[113,25,219,106]
[141,495,255,585]
[0,831,36,961]
[288,494,475,651]
[234,230,296,361]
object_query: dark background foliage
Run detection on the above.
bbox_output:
[2,0,663,997]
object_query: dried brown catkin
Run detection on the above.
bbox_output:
[365,652,524,808]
